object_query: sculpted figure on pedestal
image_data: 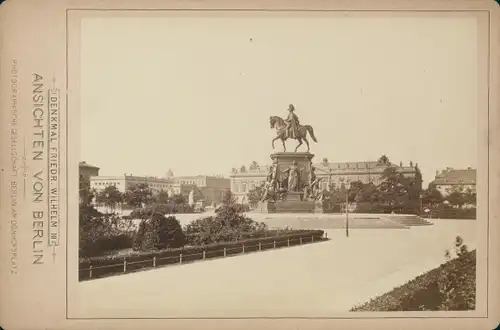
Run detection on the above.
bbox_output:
[269,104,318,152]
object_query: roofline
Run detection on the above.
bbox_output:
[430,181,476,185]
[173,175,229,180]
[79,164,100,169]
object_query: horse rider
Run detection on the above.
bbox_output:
[284,104,300,139]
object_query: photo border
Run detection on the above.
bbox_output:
[65,3,497,322]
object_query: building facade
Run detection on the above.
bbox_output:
[429,167,476,196]
[165,170,230,205]
[89,171,230,206]
[229,158,422,204]
[79,161,100,181]
[90,175,196,196]
[79,161,100,204]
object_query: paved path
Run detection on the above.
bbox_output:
[70,220,476,318]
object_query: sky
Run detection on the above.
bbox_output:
[79,12,479,186]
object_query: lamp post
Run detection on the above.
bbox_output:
[341,178,351,237]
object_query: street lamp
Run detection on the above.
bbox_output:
[341,178,351,237]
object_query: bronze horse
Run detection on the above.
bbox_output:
[269,116,318,152]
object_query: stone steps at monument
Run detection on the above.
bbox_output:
[385,216,433,226]
[258,216,409,230]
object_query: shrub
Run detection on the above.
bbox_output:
[80,233,133,257]
[184,215,269,246]
[320,200,340,213]
[424,207,476,220]
[130,203,195,219]
[133,213,186,251]
[437,236,476,310]
[355,203,392,214]
[185,194,268,246]
[79,206,136,257]
[133,219,146,250]
[351,236,476,311]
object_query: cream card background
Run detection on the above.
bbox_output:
[0,0,499,329]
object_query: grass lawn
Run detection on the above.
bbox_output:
[351,248,476,311]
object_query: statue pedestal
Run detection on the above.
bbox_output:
[274,199,315,213]
[257,152,317,213]
[258,198,315,213]
[258,200,276,213]
[286,191,303,202]
[271,152,315,185]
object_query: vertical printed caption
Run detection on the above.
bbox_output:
[48,78,60,261]
[32,73,60,265]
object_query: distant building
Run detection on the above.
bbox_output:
[90,175,195,196]
[229,158,422,204]
[229,165,271,204]
[429,167,476,196]
[79,161,99,181]
[79,161,100,205]
[165,171,230,205]
[89,170,230,206]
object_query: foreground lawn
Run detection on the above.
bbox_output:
[351,248,476,311]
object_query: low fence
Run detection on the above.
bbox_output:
[79,230,327,281]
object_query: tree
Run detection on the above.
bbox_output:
[79,175,126,256]
[130,203,194,218]
[378,167,420,213]
[421,186,444,208]
[79,174,96,207]
[123,183,153,208]
[96,185,123,212]
[463,187,477,207]
[133,213,186,251]
[347,180,364,203]
[155,189,170,204]
[185,190,267,246]
[355,182,383,204]
[377,154,390,165]
[446,191,466,209]
[168,193,186,205]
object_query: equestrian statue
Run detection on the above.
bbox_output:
[269,104,318,152]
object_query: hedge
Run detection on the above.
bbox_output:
[79,233,133,257]
[423,208,476,220]
[79,229,325,281]
[351,250,476,311]
[354,203,420,215]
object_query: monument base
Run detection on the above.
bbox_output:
[275,200,315,213]
[286,191,303,202]
[314,201,324,213]
[258,199,315,213]
[255,151,317,213]
[257,200,276,213]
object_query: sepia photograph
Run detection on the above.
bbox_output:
[72,8,487,319]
